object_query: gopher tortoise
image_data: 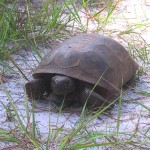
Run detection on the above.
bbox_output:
[25,33,138,109]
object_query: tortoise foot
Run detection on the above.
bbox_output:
[81,87,106,109]
[25,79,48,100]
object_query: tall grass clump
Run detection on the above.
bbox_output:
[0,0,75,78]
[0,0,120,78]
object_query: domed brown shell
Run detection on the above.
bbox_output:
[33,33,138,98]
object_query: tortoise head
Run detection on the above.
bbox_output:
[51,75,76,96]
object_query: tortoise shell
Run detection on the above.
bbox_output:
[33,33,138,98]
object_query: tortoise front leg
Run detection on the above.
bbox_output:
[45,92,75,107]
[25,79,49,100]
[80,87,106,109]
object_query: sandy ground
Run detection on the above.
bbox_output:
[0,0,150,149]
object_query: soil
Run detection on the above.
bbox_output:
[0,0,150,149]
